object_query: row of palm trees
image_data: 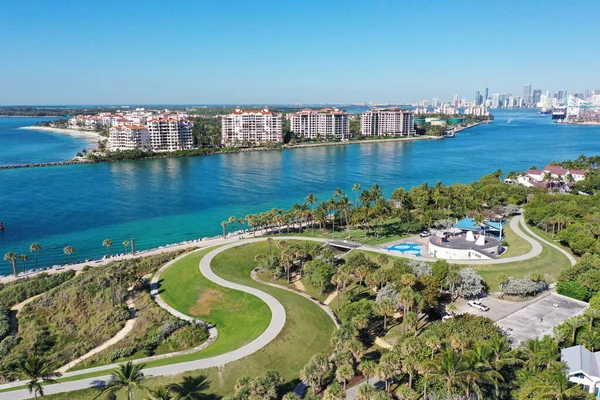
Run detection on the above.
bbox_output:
[102,239,131,257]
[3,243,75,277]
[14,356,208,400]
[222,184,388,241]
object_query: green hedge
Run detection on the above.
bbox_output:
[557,280,589,301]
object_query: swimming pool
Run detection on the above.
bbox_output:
[386,242,423,256]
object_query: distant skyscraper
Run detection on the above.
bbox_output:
[523,84,531,106]
[475,91,480,105]
[558,90,564,101]
[595,89,600,95]
[533,89,541,105]
[491,93,500,108]
[484,87,489,102]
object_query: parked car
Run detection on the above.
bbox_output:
[419,231,430,238]
[467,300,490,311]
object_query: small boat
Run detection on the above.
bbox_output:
[443,131,455,138]
[507,119,514,123]
[0,222,4,231]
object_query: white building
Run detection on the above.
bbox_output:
[289,108,349,140]
[360,108,416,136]
[221,107,282,146]
[108,125,150,150]
[562,345,600,397]
[463,106,490,116]
[434,105,459,115]
[146,115,194,151]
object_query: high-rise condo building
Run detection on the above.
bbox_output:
[475,91,480,105]
[146,115,194,151]
[523,84,532,106]
[221,107,283,146]
[289,108,349,140]
[108,125,150,150]
[360,108,416,136]
[484,87,489,102]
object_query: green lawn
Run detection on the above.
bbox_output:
[42,240,335,399]
[528,225,580,262]
[501,219,532,258]
[256,271,332,303]
[159,245,271,356]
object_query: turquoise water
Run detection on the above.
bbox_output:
[0,117,88,166]
[1,109,600,273]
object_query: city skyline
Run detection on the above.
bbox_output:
[1,0,599,105]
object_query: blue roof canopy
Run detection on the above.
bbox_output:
[485,220,507,231]
[455,218,480,231]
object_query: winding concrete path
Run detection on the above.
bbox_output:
[0,238,294,399]
[519,219,577,266]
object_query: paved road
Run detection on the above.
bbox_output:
[519,219,577,266]
[0,238,290,399]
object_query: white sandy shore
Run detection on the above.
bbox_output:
[20,126,102,142]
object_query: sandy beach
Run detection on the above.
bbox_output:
[20,126,102,143]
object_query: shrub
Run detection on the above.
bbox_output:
[0,306,9,342]
[557,280,589,301]
[503,277,548,297]
[408,260,432,277]
[109,346,137,361]
[0,336,20,357]
[0,270,75,308]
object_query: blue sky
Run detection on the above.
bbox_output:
[1,0,598,105]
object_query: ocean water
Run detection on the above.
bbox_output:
[0,117,90,166]
[1,109,600,273]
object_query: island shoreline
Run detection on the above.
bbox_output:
[2,121,485,170]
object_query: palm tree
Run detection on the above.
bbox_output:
[323,382,345,400]
[335,364,354,391]
[424,349,475,399]
[13,355,61,400]
[377,299,395,331]
[103,362,146,400]
[103,239,113,257]
[123,240,130,256]
[584,307,600,330]
[168,375,209,400]
[4,252,18,276]
[564,315,585,344]
[30,243,41,271]
[19,254,28,274]
[376,361,395,393]
[358,360,377,382]
[581,330,600,352]
[145,386,173,400]
[299,362,320,394]
[63,246,74,264]
[352,183,361,209]
[228,216,237,234]
[221,221,228,238]
[305,193,317,235]
[519,365,588,399]
[356,384,377,400]
[497,273,509,297]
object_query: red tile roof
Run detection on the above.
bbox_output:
[570,169,587,175]
[545,165,568,175]
[527,169,544,175]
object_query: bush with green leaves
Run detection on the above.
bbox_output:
[408,260,432,277]
[457,267,486,299]
[503,275,548,297]
[0,270,75,308]
[557,280,589,301]
[0,305,9,342]
[0,335,20,358]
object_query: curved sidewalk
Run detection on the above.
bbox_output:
[519,219,577,266]
[0,238,291,399]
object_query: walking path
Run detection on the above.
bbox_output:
[56,295,137,373]
[323,290,338,306]
[251,269,340,328]
[519,219,577,266]
[0,238,292,399]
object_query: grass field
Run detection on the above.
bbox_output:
[159,245,271,357]
[501,219,532,258]
[528,225,580,262]
[43,240,335,399]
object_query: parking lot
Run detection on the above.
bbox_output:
[454,291,588,345]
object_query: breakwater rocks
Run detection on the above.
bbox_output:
[0,160,95,170]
